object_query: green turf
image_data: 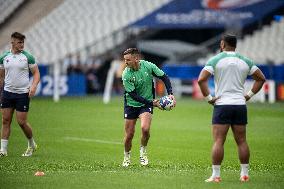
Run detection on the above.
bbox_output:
[0,97,283,189]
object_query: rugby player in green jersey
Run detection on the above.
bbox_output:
[121,48,176,167]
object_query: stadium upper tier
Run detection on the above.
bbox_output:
[1,0,171,64]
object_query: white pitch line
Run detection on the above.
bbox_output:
[64,137,122,145]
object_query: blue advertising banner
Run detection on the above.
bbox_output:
[131,0,284,29]
[33,65,86,96]
[162,64,284,81]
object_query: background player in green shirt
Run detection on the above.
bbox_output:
[122,48,176,167]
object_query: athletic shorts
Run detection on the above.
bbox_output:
[124,105,153,119]
[212,105,247,125]
[1,90,30,112]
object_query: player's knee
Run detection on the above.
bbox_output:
[2,117,11,126]
[235,137,247,145]
[215,137,226,145]
[126,132,134,140]
[141,128,150,137]
[16,119,27,127]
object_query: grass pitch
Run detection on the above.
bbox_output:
[0,97,283,189]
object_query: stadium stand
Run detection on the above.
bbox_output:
[0,0,64,51]
[0,0,171,64]
[0,0,24,24]
[237,19,284,65]
[197,18,284,65]
[1,0,283,100]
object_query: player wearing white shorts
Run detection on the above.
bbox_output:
[198,34,265,182]
[0,32,40,157]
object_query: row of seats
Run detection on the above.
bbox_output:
[1,0,171,64]
[237,19,284,64]
[197,19,284,65]
[0,0,24,24]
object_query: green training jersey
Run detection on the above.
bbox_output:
[122,60,164,107]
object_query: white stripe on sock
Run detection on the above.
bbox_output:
[241,164,249,176]
[212,165,221,178]
[28,138,36,148]
[1,139,8,152]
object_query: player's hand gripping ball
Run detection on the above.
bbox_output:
[159,96,174,111]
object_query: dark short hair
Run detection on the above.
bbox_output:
[123,48,140,56]
[11,32,26,40]
[222,34,237,48]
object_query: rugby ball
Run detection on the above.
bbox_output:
[159,96,174,111]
